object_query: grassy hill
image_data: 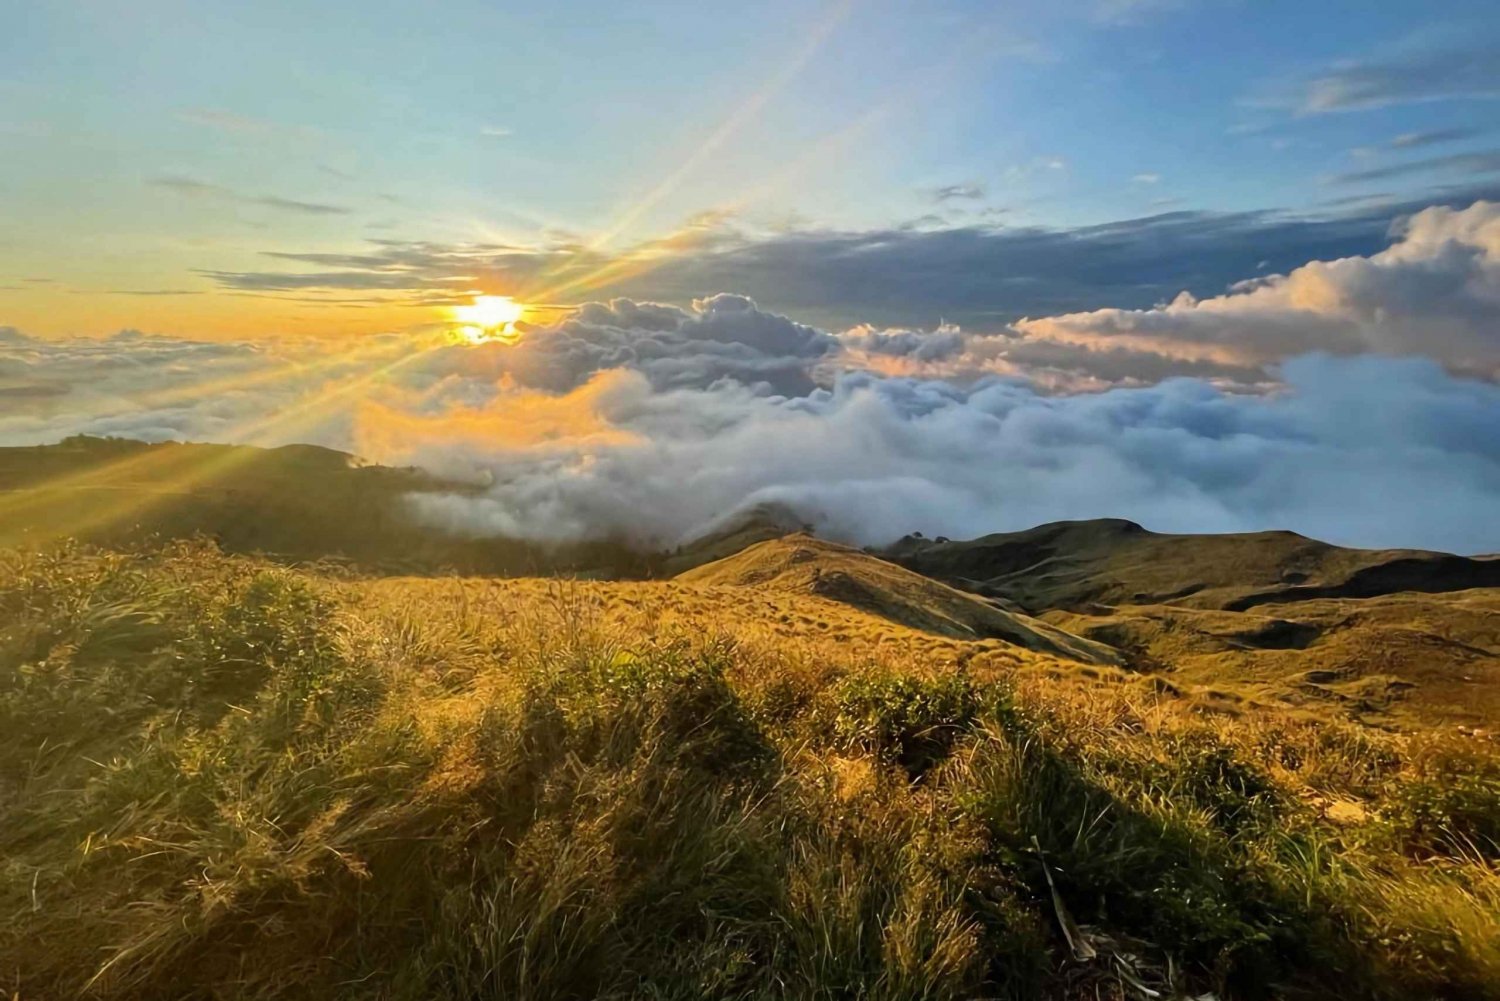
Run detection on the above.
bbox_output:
[678,534,1120,665]
[881,519,1500,613]
[3,542,1499,1000]
[0,436,647,576]
[3,439,1500,998]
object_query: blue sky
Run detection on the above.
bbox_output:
[3,0,1499,335]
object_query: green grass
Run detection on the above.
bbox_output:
[2,542,1499,999]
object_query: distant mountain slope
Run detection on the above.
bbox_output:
[678,534,1119,664]
[881,518,1500,613]
[656,502,812,576]
[0,436,646,576]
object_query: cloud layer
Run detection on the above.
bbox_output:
[7,201,1500,554]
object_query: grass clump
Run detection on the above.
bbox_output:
[828,672,989,776]
[2,542,1499,999]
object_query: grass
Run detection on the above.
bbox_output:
[2,541,1499,999]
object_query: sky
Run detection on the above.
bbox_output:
[4,1,1500,552]
[4,0,1500,337]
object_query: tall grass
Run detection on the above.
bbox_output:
[1,542,1497,999]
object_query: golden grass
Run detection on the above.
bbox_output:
[2,541,1498,999]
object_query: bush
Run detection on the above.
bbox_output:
[1386,736,1500,860]
[829,672,988,776]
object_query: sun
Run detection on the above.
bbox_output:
[450,295,527,344]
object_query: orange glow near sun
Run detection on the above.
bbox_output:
[451,295,527,344]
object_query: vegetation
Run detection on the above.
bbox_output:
[0,437,648,576]
[3,542,1499,999]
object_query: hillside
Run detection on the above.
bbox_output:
[2,542,1498,1000]
[3,438,1500,997]
[881,518,1500,612]
[0,436,646,576]
[679,534,1120,665]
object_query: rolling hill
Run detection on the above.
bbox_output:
[880,517,1500,613]
[678,534,1120,665]
[3,437,1500,998]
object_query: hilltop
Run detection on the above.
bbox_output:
[0,436,647,576]
[881,518,1500,613]
[679,534,1119,665]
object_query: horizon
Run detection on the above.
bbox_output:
[4,0,1500,554]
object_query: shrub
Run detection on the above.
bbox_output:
[1386,736,1500,860]
[829,672,988,776]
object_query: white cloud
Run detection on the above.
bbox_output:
[1013,201,1500,379]
[11,201,1500,555]
[388,354,1500,555]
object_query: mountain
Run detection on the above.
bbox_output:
[880,518,1500,613]
[677,534,1119,664]
[655,501,812,576]
[4,440,1500,999]
[0,436,647,576]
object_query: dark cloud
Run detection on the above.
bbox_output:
[930,183,986,202]
[609,206,1409,329]
[1012,201,1500,380]
[1330,151,1500,186]
[1297,45,1500,112]
[423,294,838,396]
[1391,127,1483,149]
[191,190,1500,330]
[0,384,68,399]
[147,175,351,215]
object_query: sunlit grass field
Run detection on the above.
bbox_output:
[3,542,1499,999]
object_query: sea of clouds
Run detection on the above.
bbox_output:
[4,201,1499,553]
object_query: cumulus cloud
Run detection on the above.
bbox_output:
[377,354,1500,556]
[194,198,1481,329]
[1013,201,1500,379]
[421,294,838,395]
[12,201,1500,554]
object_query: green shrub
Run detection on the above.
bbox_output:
[829,672,989,775]
[1386,737,1500,860]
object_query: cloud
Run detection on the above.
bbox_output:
[384,354,1500,555]
[421,293,839,396]
[1013,200,1500,378]
[1296,45,1500,113]
[1391,127,1483,149]
[13,199,1500,556]
[188,189,1500,329]
[480,126,513,137]
[609,203,1432,330]
[931,183,986,202]
[1329,151,1500,186]
[147,175,351,215]
[1132,173,1162,184]
[103,289,204,296]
